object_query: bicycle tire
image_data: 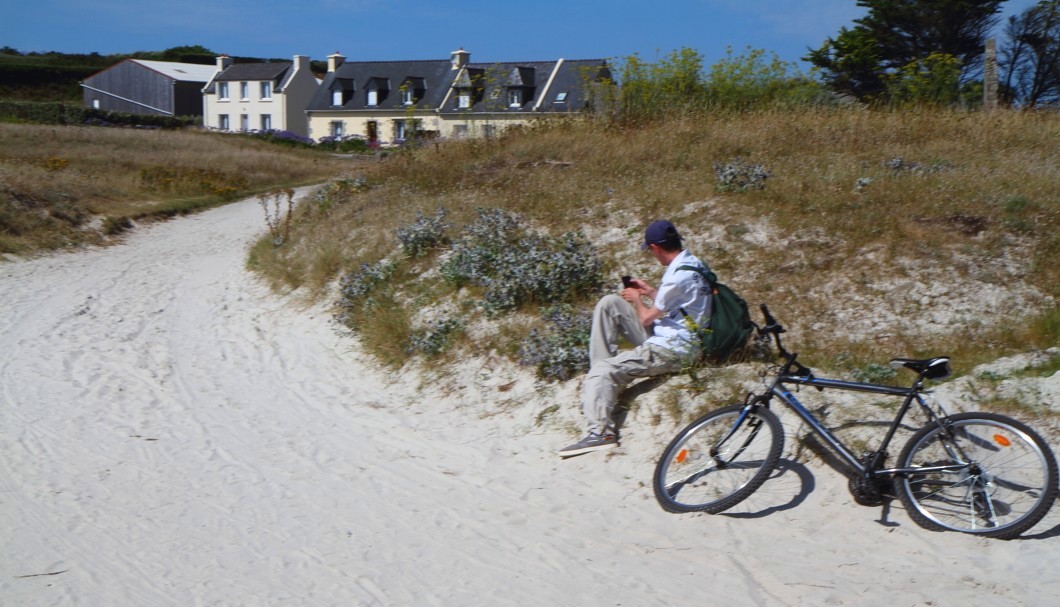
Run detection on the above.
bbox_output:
[895,412,1058,539]
[653,403,783,514]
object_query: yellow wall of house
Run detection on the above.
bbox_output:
[307,111,541,143]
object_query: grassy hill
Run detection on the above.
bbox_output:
[246,108,1058,405]
[0,123,350,254]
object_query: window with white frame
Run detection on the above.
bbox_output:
[260,114,272,131]
[367,89,378,106]
[260,81,272,99]
[508,89,522,107]
[240,114,249,131]
[330,121,345,137]
[219,82,230,100]
[219,114,229,130]
[457,91,471,109]
[332,89,343,106]
[240,81,249,100]
[402,88,414,105]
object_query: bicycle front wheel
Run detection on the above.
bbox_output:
[895,412,1058,539]
[653,403,783,514]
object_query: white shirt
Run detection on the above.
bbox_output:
[645,249,713,355]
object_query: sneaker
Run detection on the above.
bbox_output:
[558,433,618,457]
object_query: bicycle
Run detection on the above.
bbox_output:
[653,304,1059,539]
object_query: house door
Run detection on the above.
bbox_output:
[366,121,378,144]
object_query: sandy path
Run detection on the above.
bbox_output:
[1,191,1058,606]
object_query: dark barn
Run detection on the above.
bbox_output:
[81,59,218,117]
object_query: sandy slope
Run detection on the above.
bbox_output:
[2,190,1058,607]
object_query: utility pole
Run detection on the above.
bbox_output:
[984,38,999,111]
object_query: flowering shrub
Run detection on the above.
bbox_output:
[396,208,450,257]
[440,208,603,315]
[337,260,395,326]
[248,129,315,148]
[408,317,464,356]
[713,159,769,192]
[518,305,592,380]
[316,134,371,154]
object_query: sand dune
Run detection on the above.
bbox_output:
[2,190,1057,606]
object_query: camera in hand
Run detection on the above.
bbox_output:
[621,275,633,289]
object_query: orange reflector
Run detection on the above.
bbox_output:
[994,434,1011,447]
[676,449,688,463]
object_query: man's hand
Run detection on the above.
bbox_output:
[627,278,656,299]
[621,281,664,328]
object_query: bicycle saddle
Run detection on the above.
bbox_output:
[889,357,952,379]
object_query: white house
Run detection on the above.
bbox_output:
[202,55,319,137]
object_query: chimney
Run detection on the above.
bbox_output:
[293,54,310,72]
[328,52,345,73]
[450,48,470,70]
[216,54,233,71]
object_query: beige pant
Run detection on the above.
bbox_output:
[582,294,681,435]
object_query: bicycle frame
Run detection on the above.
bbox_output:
[748,303,968,480]
[765,372,959,478]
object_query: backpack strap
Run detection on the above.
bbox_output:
[675,264,716,328]
[676,264,718,288]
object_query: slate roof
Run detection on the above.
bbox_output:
[308,60,454,111]
[128,59,218,83]
[213,62,292,82]
[204,62,297,93]
[306,57,610,114]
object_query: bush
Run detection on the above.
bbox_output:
[440,208,603,315]
[337,260,395,327]
[713,158,770,192]
[0,100,198,128]
[518,306,592,381]
[396,208,450,257]
[408,317,464,356]
[316,134,371,154]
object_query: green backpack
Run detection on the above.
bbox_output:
[677,264,755,364]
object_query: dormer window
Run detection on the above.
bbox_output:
[504,67,535,110]
[366,78,389,107]
[400,77,425,105]
[453,68,485,109]
[331,78,353,106]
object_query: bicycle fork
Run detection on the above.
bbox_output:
[711,401,766,467]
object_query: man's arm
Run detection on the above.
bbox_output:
[621,286,665,328]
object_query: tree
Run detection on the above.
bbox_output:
[806,0,1005,101]
[1001,0,1060,107]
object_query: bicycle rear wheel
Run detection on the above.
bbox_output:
[653,403,783,514]
[895,412,1058,539]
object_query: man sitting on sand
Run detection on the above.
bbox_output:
[559,220,712,457]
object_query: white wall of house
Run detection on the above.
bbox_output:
[203,56,316,137]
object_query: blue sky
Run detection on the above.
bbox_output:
[2,0,1041,69]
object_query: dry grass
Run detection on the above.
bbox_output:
[0,123,348,256]
[252,108,1058,374]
